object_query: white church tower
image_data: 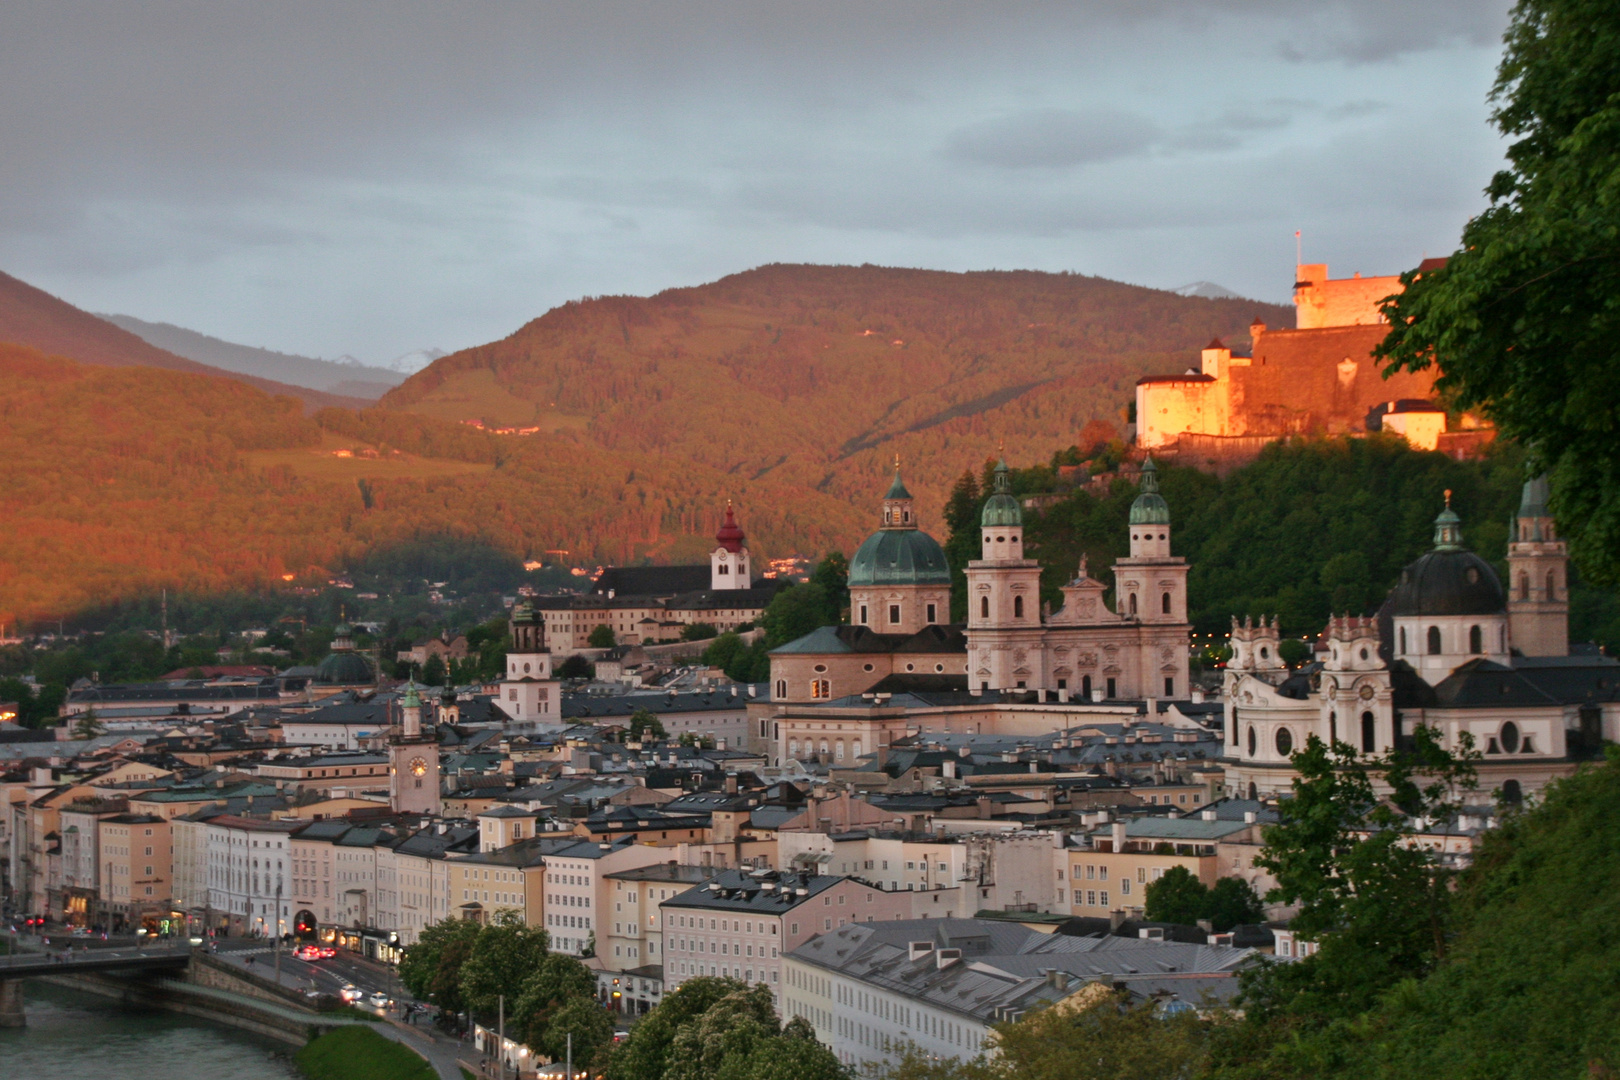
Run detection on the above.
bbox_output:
[500,599,557,722]
[965,459,1047,692]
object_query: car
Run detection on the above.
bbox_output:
[339,985,362,1003]
[294,945,322,961]
[318,946,337,958]
[367,991,390,1009]
[69,926,90,937]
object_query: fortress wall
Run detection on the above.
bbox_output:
[1136,376,1220,450]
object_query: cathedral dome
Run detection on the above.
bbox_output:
[848,529,951,587]
[1128,457,1171,525]
[314,650,375,685]
[1389,496,1506,617]
[980,459,1022,528]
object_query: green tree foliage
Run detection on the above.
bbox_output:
[700,631,770,683]
[880,991,1209,1080]
[605,977,841,1080]
[1235,729,1478,1042]
[457,912,553,1024]
[588,625,617,649]
[627,708,668,741]
[397,917,482,1021]
[1142,867,1264,932]
[680,622,719,641]
[72,708,103,739]
[556,654,595,680]
[1376,0,1620,585]
[0,677,61,729]
[513,952,598,1051]
[942,468,984,622]
[538,996,616,1070]
[810,551,849,623]
[421,653,447,687]
[760,582,833,648]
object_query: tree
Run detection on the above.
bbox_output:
[1142,866,1209,927]
[538,996,615,1069]
[397,917,481,1024]
[942,469,983,622]
[1376,0,1620,583]
[556,655,594,680]
[627,709,667,742]
[422,653,447,687]
[72,708,104,739]
[606,976,751,1080]
[810,551,849,624]
[760,582,832,648]
[457,912,553,1024]
[512,952,597,1050]
[1205,876,1265,931]
[680,623,719,642]
[588,625,617,649]
[1244,728,1479,1024]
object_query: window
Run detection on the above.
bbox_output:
[1501,778,1524,805]
[859,605,868,625]
[1519,572,1530,600]
[1247,726,1256,755]
[1361,711,1377,753]
[1013,595,1024,618]
[1547,570,1558,599]
[980,596,990,619]
[1500,721,1521,754]
[1106,677,1116,698]
[810,679,830,700]
[889,604,901,625]
[1129,593,1138,615]
[926,603,937,623]
[1275,727,1293,756]
[1164,676,1174,697]
[1162,591,1171,614]
[1470,625,1483,654]
[1399,628,1407,654]
[1427,626,1442,654]
[1082,675,1092,699]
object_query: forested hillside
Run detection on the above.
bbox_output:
[384,263,1291,527]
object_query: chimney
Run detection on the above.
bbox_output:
[1110,821,1127,853]
[1196,919,1213,933]
[1244,811,1257,824]
[942,759,956,780]
[725,773,738,795]
[977,796,993,819]
[1201,809,1216,822]
[747,685,757,698]
[1108,909,1127,932]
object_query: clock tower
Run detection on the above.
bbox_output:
[389,681,440,815]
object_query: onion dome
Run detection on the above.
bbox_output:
[510,598,539,625]
[1128,457,1171,525]
[1389,493,1506,616]
[715,501,746,553]
[885,469,913,500]
[980,458,1022,528]
[401,680,422,709]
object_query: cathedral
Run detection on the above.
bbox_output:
[1221,480,1618,803]
[769,458,1191,705]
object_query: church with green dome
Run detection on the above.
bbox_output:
[847,466,953,635]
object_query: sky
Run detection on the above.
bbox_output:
[0,1,1514,362]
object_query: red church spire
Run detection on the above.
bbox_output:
[715,500,746,553]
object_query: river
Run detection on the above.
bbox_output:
[0,980,302,1080]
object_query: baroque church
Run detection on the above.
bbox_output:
[769,458,1190,705]
[1221,479,1619,803]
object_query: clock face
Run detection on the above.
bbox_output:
[1358,684,1376,700]
[410,757,428,777]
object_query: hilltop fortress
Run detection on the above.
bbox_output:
[1136,261,1491,461]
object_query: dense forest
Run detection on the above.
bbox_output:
[940,435,1620,651]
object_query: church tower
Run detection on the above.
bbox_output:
[1110,458,1191,698]
[1506,476,1569,657]
[710,502,752,590]
[389,681,440,815]
[965,458,1046,692]
[501,600,557,722]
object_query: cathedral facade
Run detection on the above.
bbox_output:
[1221,482,1617,803]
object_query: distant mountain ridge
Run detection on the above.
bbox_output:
[102,314,407,399]
[0,269,368,412]
[1173,281,1247,300]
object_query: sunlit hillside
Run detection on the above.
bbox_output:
[384,263,1292,526]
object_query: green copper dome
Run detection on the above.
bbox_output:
[980,459,1022,528]
[314,650,375,685]
[885,469,913,500]
[401,680,422,709]
[849,528,951,587]
[1128,457,1171,525]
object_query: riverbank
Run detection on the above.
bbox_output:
[298,1025,436,1080]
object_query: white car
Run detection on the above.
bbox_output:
[339,984,362,1003]
[367,991,390,1009]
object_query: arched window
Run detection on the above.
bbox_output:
[788,739,798,757]
[1469,625,1483,654]
[1398,628,1407,654]
[1013,595,1024,619]
[775,680,786,698]
[1248,782,1258,801]
[1519,572,1530,600]
[1246,726,1257,756]
[1129,593,1138,616]
[1328,711,1337,743]
[1361,711,1376,753]
[1161,591,1171,614]
[853,740,862,758]
[980,596,990,619]
[1547,570,1557,599]
[1275,728,1294,756]
[1501,779,1523,805]
[1427,626,1443,655]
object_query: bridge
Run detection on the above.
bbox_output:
[0,940,192,1026]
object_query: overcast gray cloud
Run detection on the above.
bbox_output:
[0,1,1513,359]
